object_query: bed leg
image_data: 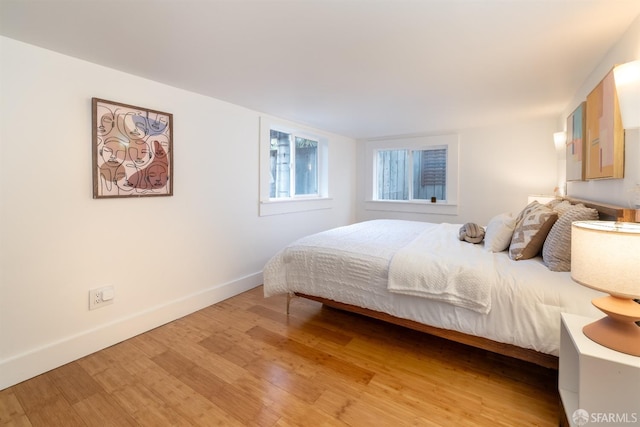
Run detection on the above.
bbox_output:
[286,292,295,315]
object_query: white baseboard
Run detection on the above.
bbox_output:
[0,272,263,390]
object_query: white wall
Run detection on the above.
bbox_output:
[0,37,356,389]
[356,15,640,225]
[562,15,640,207]
[356,116,559,225]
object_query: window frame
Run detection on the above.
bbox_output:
[259,116,331,216]
[364,134,459,215]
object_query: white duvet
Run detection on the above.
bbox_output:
[387,223,493,314]
[263,219,604,356]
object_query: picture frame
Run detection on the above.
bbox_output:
[92,98,173,198]
[584,68,624,180]
[566,102,586,181]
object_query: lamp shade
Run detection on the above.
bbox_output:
[571,221,640,299]
[553,131,566,151]
[613,60,640,129]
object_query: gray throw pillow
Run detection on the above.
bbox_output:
[542,205,599,271]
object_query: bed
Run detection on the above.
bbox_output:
[262,198,638,369]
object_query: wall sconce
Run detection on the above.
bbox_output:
[553,131,567,151]
[613,60,640,129]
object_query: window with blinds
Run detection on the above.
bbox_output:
[415,148,446,201]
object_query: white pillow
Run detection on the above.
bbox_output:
[484,213,516,252]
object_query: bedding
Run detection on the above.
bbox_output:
[263,218,605,358]
[387,223,493,314]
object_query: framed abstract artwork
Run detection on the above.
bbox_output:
[566,102,585,181]
[92,98,173,198]
[584,68,624,180]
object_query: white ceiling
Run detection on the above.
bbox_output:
[1,0,639,139]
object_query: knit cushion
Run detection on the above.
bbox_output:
[550,200,574,216]
[542,204,599,271]
[458,222,485,244]
[509,202,558,260]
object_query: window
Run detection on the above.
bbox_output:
[376,147,447,201]
[259,117,330,216]
[415,148,447,200]
[365,134,458,215]
[270,130,319,198]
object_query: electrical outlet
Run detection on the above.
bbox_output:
[89,285,114,310]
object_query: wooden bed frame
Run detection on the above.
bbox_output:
[286,198,638,371]
[565,197,638,222]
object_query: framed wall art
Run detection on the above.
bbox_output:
[584,68,624,180]
[92,98,173,198]
[566,102,585,181]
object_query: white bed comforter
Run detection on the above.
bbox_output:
[263,219,604,356]
[387,223,493,314]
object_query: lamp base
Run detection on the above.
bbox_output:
[583,296,640,357]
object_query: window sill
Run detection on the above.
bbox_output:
[364,200,458,215]
[260,197,333,216]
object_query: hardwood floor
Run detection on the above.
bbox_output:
[0,286,559,426]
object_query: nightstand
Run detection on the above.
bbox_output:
[559,313,640,426]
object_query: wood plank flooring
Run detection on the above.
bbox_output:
[0,286,559,426]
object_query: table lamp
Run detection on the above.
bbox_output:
[571,221,640,356]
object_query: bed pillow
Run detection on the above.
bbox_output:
[509,202,558,260]
[542,204,599,271]
[546,198,564,209]
[484,213,516,252]
[550,200,574,216]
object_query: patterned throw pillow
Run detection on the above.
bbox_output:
[509,202,558,260]
[542,204,599,271]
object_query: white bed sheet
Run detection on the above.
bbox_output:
[263,219,604,356]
